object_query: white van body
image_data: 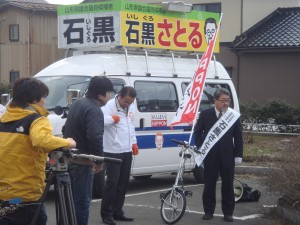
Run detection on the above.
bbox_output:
[35,52,239,182]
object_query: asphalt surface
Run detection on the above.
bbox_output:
[44,171,282,225]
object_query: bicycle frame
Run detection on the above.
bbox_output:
[172,146,190,192]
[160,139,197,224]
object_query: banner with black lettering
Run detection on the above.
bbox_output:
[195,108,240,166]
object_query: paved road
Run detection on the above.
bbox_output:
[44,173,281,225]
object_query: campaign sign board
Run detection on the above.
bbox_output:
[57,0,220,52]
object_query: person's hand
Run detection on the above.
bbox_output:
[112,114,120,124]
[67,138,76,148]
[93,163,103,173]
[235,157,242,165]
[132,144,139,155]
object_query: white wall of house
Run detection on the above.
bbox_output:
[0,6,64,84]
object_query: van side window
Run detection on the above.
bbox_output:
[181,83,233,111]
[110,78,126,98]
[135,81,178,112]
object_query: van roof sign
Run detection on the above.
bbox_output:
[57,0,220,52]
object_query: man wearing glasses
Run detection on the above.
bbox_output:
[100,86,138,225]
[194,88,243,222]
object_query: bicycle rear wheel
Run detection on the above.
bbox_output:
[160,189,186,224]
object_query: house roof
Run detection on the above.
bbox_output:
[0,0,56,12]
[233,7,300,50]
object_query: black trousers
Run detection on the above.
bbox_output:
[202,157,235,216]
[101,152,132,218]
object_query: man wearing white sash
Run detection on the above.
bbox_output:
[194,88,243,222]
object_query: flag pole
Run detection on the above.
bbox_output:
[188,13,223,145]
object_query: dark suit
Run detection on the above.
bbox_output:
[194,107,243,216]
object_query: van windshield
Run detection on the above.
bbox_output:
[36,76,91,110]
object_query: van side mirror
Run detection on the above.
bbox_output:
[1,94,11,106]
[67,89,81,107]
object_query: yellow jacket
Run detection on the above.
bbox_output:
[0,104,70,202]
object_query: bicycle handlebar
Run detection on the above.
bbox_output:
[172,139,187,147]
[171,139,201,154]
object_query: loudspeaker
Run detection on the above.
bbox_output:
[234,178,245,202]
[233,178,261,202]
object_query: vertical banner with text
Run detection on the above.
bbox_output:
[170,16,221,127]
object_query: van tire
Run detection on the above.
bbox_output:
[133,175,152,180]
[92,169,105,198]
[193,164,204,184]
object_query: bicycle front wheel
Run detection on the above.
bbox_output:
[160,189,186,224]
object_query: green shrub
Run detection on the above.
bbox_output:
[264,100,295,125]
[240,101,267,124]
[293,105,300,125]
[241,100,300,125]
[0,82,12,105]
[0,82,11,96]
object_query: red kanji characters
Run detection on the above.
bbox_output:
[157,19,172,47]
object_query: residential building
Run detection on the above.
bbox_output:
[232,7,300,105]
[0,0,63,84]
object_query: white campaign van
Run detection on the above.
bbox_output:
[34,50,239,197]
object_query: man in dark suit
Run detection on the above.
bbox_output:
[194,88,243,222]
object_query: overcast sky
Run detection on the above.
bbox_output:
[46,0,84,5]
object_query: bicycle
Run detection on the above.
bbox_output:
[159,139,200,224]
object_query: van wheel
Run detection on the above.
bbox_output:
[193,164,204,183]
[92,169,105,199]
[133,175,152,180]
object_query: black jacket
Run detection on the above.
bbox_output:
[64,97,104,156]
[193,107,243,168]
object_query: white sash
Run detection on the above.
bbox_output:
[195,108,241,166]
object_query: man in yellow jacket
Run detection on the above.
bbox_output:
[0,77,76,225]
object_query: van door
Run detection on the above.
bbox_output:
[129,78,189,176]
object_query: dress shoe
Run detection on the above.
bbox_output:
[113,215,134,221]
[102,217,116,225]
[224,215,234,222]
[202,213,213,220]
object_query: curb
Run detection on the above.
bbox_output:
[235,165,273,175]
[277,204,300,225]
